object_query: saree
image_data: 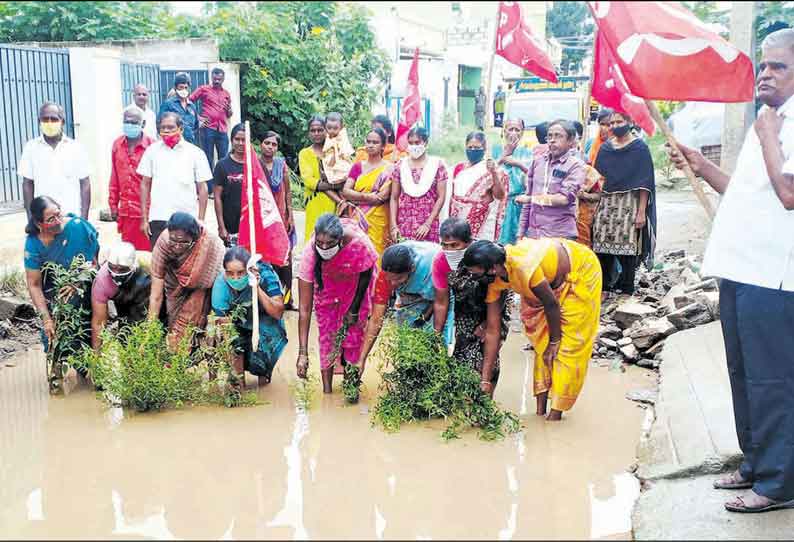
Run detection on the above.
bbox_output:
[486,238,602,412]
[392,240,454,345]
[298,218,378,369]
[393,157,447,242]
[211,262,287,379]
[592,138,657,268]
[151,226,225,346]
[448,267,511,384]
[449,161,504,240]
[575,165,603,248]
[352,163,390,255]
[299,146,338,243]
[492,143,532,245]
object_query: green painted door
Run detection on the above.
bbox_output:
[458,65,482,127]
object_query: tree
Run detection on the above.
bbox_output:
[756,1,794,48]
[546,1,593,75]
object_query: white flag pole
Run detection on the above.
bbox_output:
[244,121,260,352]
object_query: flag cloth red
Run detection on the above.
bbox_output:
[495,1,558,83]
[395,48,421,152]
[587,1,754,102]
[238,148,290,267]
[591,31,656,135]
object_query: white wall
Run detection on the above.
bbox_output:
[209,62,241,130]
[68,47,124,216]
[388,55,457,135]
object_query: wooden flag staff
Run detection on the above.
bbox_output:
[244,120,260,352]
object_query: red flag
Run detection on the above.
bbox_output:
[587,1,754,102]
[495,1,558,83]
[238,148,290,267]
[591,32,656,135]
[395,48,421,152]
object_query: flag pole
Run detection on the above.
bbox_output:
[485,2,501,131]
[644,100,715,221]
[583,28,597,150]
[244,120,260,352]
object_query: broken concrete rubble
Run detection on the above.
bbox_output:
[597,250,720,371]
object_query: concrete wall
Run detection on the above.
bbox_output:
[209,62,242,130]
[387,54,457,135]
[68,47,124,213]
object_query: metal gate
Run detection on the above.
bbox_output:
[120,61,161,113]
[0,45,74,204]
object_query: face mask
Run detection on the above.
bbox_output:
[176,89,189,99]
[443,248,466,271]
[612,124,631,137]
[41,221,62,235]
[123,123,142,139]
[466,148,485,164]
[407,144,426,159]
[162,133,181,148]
[40,121,62,138]
[110,269,134,286]
[225,275,249,291]
[316,244,340,260]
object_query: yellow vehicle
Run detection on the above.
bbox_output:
[504,77,590,149]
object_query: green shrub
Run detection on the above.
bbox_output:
[0,266,27,298]
[372,322,521,441]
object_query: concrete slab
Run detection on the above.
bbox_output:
[637,322,742,480]
[633,474,794,540]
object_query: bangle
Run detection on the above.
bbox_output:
[298,349,308,355]
[480,380,492,386]
[549,339,561,345]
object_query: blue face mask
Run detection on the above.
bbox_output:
[123,122,143,139]
[466,148,485,164]
[225,275,249,291]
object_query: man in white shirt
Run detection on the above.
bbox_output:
[137,111,211,250]
[669,29,794,514]
[133,84,158,140]
[18,102,91,219]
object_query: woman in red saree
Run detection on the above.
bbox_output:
[449,131,506,240]
[149,212,225,349]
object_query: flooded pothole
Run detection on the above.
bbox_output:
[0,314,652,539]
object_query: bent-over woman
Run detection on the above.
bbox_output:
[297,214,378,393]
[148,212,225,349]
[432,218,510,385]
[24,196,99,393]
[463,238,602,421]
[212,246,287,386]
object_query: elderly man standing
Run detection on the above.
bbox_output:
[190,67,233,178]
[108,105,153,251]
[158,72,199,145]
[137,111,211,250]
[18,102,91,219]
[132,84,158,140]
[669,28,794,514]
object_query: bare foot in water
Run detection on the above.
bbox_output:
[546,409,563,422]
[536,393,548,416]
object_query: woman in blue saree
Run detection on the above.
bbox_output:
[211,246,287,387]
[24,196,100,393]
[492,118,532,245]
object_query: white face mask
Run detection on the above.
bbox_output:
[176,88,189,99]
[443,248,466,271]
[408,144,426,159]
[317,244,340,260]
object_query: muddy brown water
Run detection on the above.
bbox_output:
[0,313,655,540]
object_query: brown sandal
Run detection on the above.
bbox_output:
[725,493,794,513]
[713,470,753,490]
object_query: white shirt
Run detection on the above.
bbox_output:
[142,107,158,140]
[701,95,794,291]
[17,135,91,217]
[136,139,212,222]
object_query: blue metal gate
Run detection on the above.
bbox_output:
[386,96,432,136]
[120,61,161,113]
[0,45,74,204]
[159,69,209,111]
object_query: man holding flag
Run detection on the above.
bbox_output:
[669,28,794,514]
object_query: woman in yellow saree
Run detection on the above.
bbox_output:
[342,128,392,255]
[463,238,602,421]
[299,115,343,243]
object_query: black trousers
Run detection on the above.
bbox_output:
[149,220,168,251]
[720,279,794,501]
[597,253,637,293]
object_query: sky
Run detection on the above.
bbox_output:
[169,1,205,16]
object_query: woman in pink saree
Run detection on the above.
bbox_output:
[449,131,506,240]
[297,213,378,394]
